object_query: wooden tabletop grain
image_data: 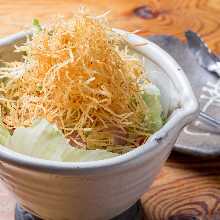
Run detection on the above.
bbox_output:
[1,1,220,219]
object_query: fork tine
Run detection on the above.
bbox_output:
[199,111,220,128]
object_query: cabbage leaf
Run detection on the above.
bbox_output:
[4,119,118,162]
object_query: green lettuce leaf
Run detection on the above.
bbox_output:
[5,119,118,162]
[142,83,163,132]
[32,18,42,33]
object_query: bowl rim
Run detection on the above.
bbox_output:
[0,29,199,174]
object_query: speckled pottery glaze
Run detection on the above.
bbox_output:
[0,29,198,220]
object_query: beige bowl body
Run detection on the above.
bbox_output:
[0,29,198,220]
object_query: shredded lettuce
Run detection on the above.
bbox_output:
[3,119,118,162]
[142,83,163,132]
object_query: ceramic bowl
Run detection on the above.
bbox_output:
[0,29,198,220]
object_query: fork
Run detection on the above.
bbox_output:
[185,30,220,130]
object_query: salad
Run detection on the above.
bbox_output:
[0,10,163,162]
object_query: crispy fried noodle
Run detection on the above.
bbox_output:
[0,10,159,153]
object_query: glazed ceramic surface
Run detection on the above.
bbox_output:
[0,29,198,220]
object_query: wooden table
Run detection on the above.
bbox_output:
[1,1,220,219]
